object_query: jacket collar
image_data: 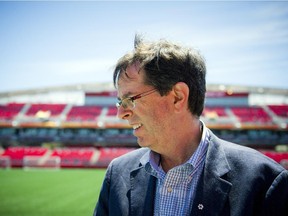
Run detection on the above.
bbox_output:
[130,151,156,216]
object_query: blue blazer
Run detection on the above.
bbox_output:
[94,130,288,216]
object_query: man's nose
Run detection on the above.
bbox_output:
[117,107,132,120]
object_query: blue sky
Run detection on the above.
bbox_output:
[0,1,288,93]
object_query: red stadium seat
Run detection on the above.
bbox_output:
[66,105,103,121]
[50,147,95,168]
[1,146,48,167]
[0,103,25,120]
[26,103,66,116]
[107,106,118,116]
[230,106,271,123]
[94,147,135,168]
[268,105,288,118]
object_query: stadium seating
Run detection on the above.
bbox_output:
[202,106,229,122]
[260,150,288,169]
[1,146,48,167]
[1,102,284,126]
[2,146,287,169]
[0,146,136,168]
[26,103,66,116]
[107,106,118,116]
[230,106,271,123]
[268,105,288,118]
[0,103,25,120]
[66,105,103,121]
[203,107,228,117]
[50,147,95,168]
[1,95,287,170]
[93,147,135,168]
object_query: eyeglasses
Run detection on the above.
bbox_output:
[116,88,157,109]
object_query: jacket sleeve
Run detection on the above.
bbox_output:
[93,163,112,216]
[263,170,288,216]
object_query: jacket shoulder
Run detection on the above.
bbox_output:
[209,131,285,175]
[109,147,149,170]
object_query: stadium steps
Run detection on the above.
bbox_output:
[96,107,111,125]
[262,105,278,120]
[38,149,53,165]
[61,104,73,120]
[99,107,108,117]
[225,107,240,126]
[263,105,288,127]
[89,149,101,164]
[16,103,31,118]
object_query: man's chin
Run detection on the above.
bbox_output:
[137,137,149,148]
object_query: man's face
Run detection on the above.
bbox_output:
[116,64,175,153]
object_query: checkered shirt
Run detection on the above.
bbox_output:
[143,122,210,216]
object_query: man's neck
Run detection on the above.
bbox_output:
[160,120,203,172]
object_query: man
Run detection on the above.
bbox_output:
[94,36,288,216]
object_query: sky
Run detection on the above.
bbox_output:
[0,1,288,93]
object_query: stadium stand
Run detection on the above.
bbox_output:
[1,146,287,169]
[50,147,95,168]
[0,86,287,169]
[268,105,288,118]
[230,106,272,123]
[0,103,25,121]
[106,106,118,116]
[66,105,104,121]
[0,146,136,169]
[1,146,48,167]
[92,147,136,168]
[260,150,288,169]
[203,106,228,118]
[25,103,66,116]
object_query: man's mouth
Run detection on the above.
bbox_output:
[132,123,142,130]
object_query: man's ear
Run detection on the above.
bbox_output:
[172,82,189,111]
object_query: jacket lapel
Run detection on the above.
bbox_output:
[130,155,156,216]
[191,133,232,215]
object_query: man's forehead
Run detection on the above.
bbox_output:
[116,67,147,99]
[116,62,143,88]
[127,62,141,73]
[123,63,142,80]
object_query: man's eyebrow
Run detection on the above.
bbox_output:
[117,91,134,100]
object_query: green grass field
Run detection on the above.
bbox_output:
[0,168,106,216]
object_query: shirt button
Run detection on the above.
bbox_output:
[167,187,173,193]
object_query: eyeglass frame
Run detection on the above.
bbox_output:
[116,88,158,109]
